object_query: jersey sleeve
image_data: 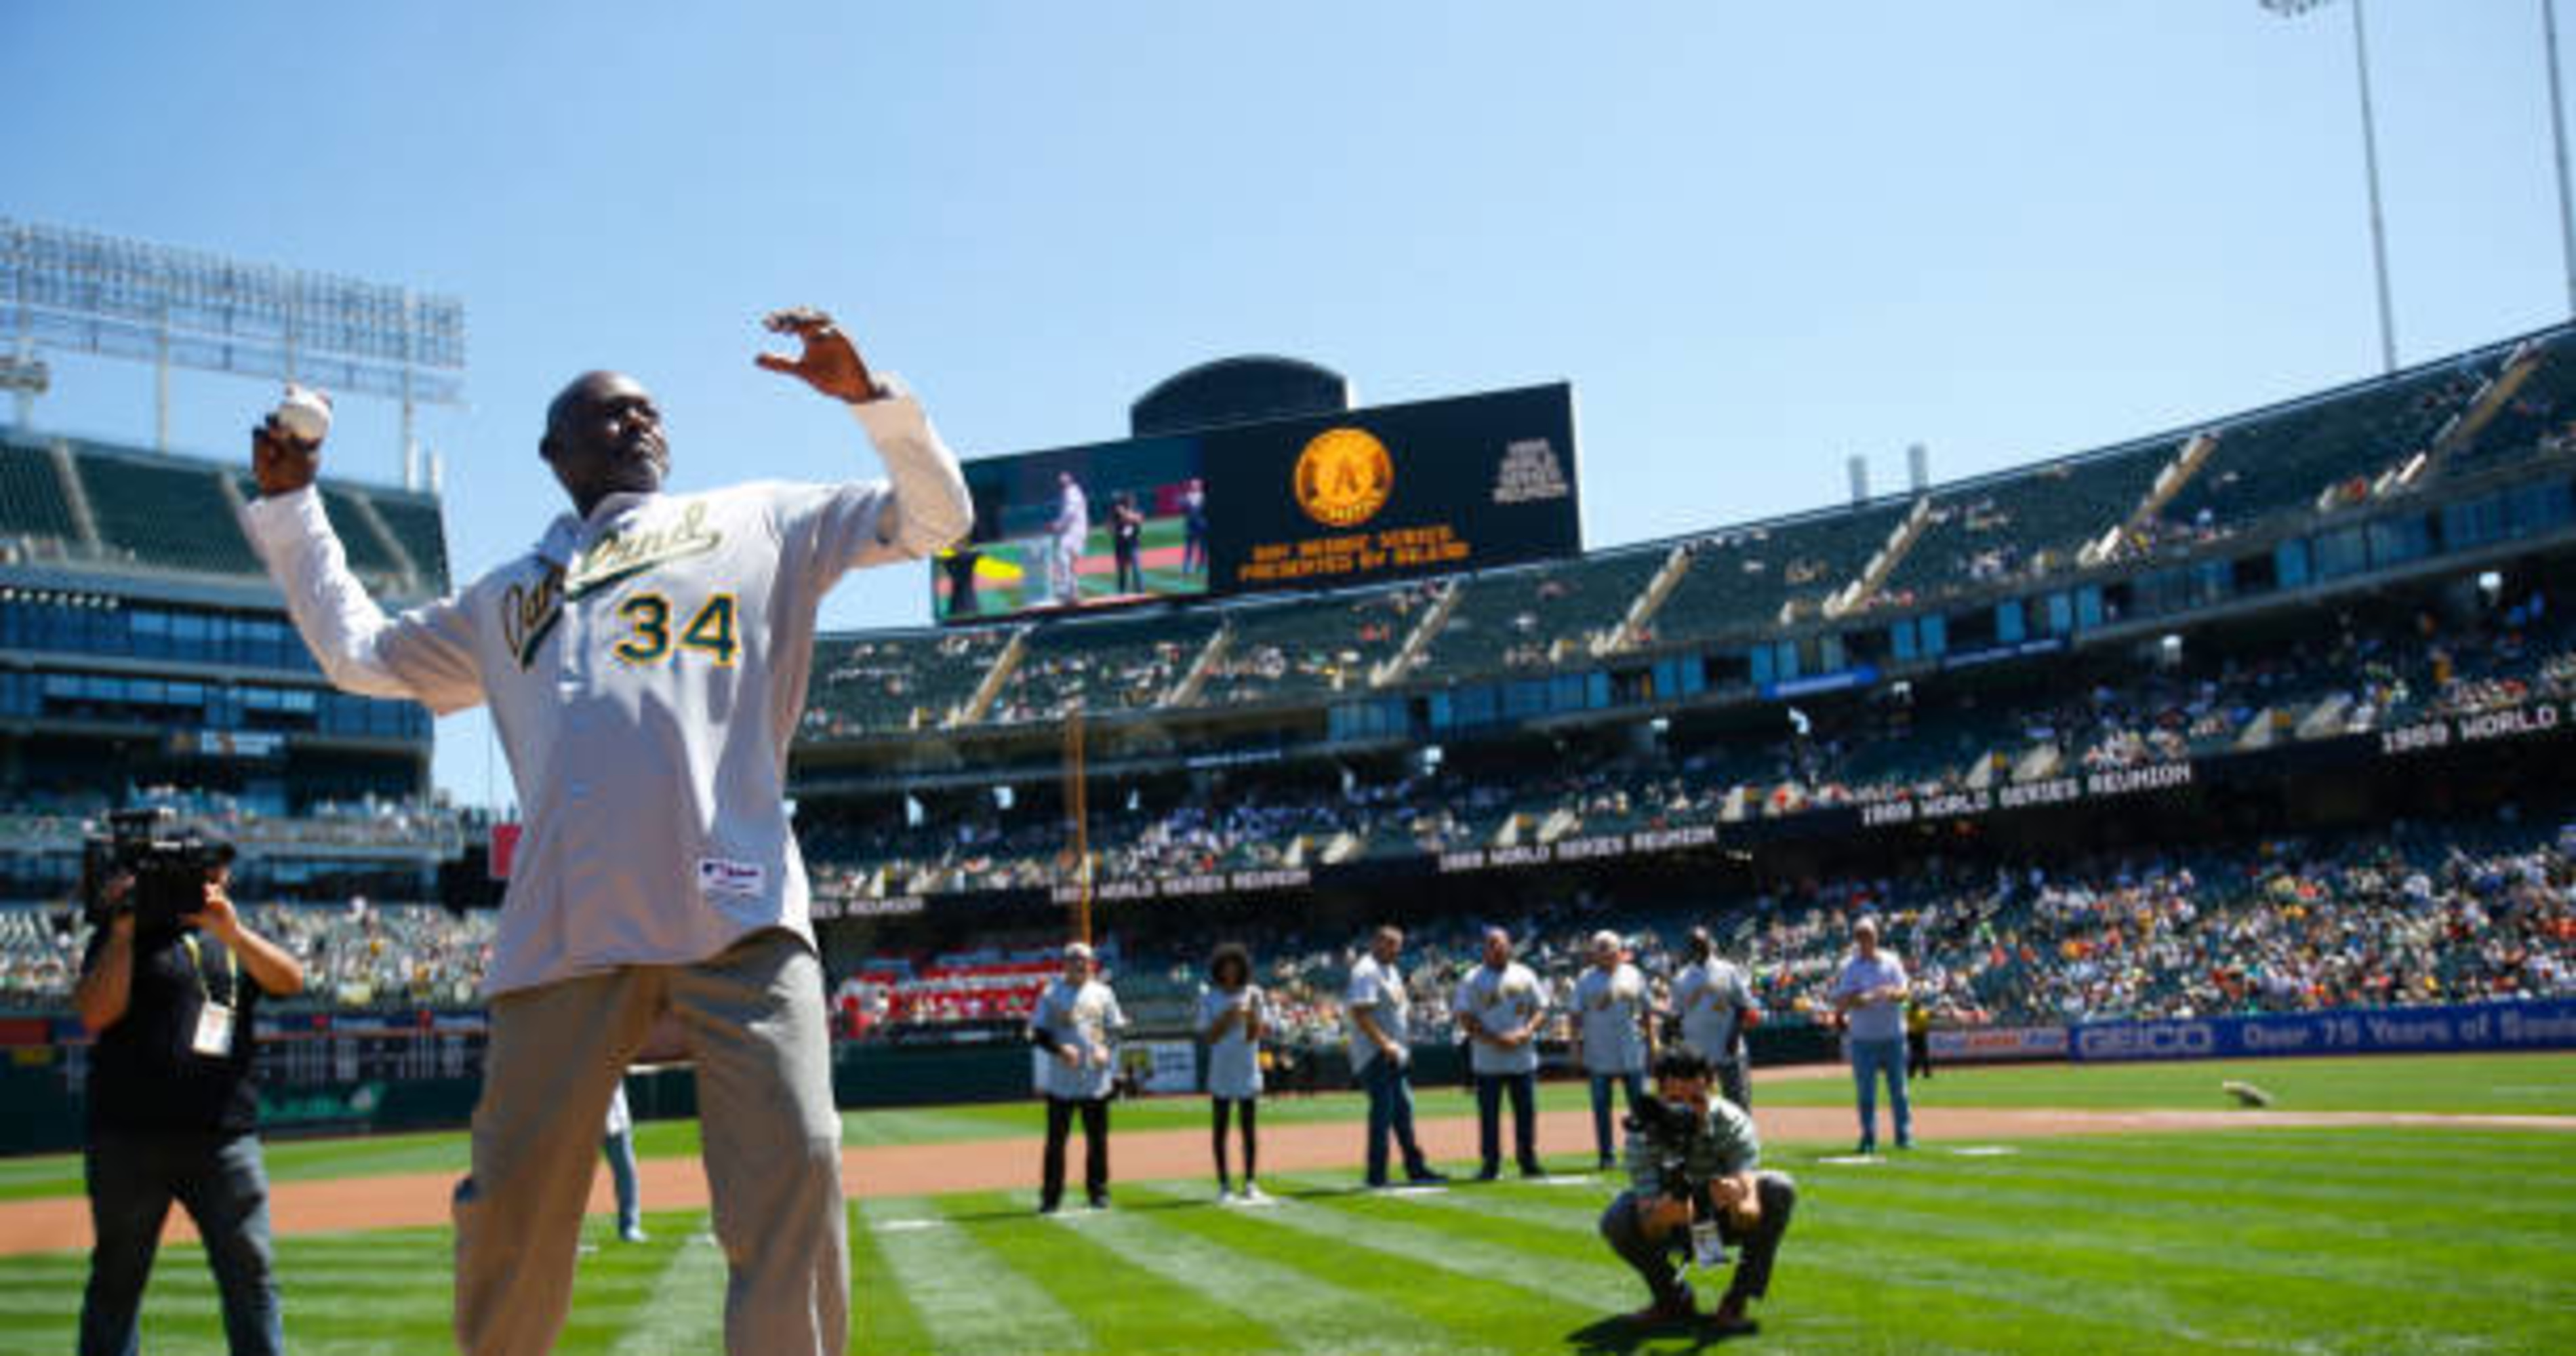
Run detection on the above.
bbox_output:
[774,378,973,595]
[1345,964,1378,1010]
[240,488,485,715]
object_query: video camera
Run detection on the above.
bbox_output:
[1625,1093,1710,1200]
[81,809,235,932]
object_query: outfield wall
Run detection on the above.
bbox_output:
[2068,997,2576,1063]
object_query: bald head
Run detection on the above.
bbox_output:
[541,370,667,516]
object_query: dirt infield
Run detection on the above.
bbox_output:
[4,1096,2569,1258]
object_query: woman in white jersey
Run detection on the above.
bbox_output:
[1197,942,1270,1202]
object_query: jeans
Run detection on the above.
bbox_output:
[1849,1036,1912,1149]
[603,1128,642,1234]
[1598,1174,1798,1311]
[1474,1071,1541,1175]
[82,1130,283,1356]
[1041,1096,1110,1208]
[1588,1070,1647,1163]
[1359,1054,1430,1184]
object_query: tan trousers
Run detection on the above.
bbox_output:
[451,930,847,1355]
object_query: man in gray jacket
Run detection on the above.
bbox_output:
[242,308,969,1355]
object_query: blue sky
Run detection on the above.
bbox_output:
[7,1,2573,810]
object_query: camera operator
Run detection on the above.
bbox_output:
[1596,1048,1796,1335]
[73,858,304,1355]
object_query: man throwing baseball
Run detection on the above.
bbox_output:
[240,308,969,1356]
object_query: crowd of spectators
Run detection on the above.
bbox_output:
[0,899,495,1013]
[1093,815,2573,1049]
[801,601,2576,896]
[0,786,466,858]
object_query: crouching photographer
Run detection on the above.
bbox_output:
[1597,1048,1796,1335]
[71,813,304,1356]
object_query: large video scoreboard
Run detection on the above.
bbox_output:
[934,382,1579,622]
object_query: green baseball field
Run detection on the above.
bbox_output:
[2,1052,2569,1353]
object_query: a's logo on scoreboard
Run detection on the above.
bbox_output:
[1293,427,1394,528]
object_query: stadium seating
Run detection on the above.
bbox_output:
[990,612,1223,723]
[1649,500,1916,645]
[1882,440,2169,606]
[2452,333,2576,478]
[1425,550,1667,675]
[1195,586,1428,707]
[75,449,260,576]
[803,628,1015,736]
[0,435,81,559]
[369,492,451,589]
[2158,352,2499,534]
[317,485,403,582]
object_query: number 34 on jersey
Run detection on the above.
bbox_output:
[610,591,741,668]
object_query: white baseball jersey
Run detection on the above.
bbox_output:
[1195,984,1268,1100]
[1575,962,1652,1075]
[1455,961,1547,1077]
[1673,956,1758,1062]
[1030,977,1126,1101]
[603,1081,632,1138]
[241,388,969,997]
[1345,953,1411,1072]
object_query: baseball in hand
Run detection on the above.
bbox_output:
[275,384,334,445]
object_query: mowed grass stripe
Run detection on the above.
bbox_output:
[1244,1180,1638,1311]
[855,1196,1090,1355]
[932,1190,1283,1356]
[599,1215,727,1356]
[1114,1183,1600,1354]
[1822,1140,2576,1247]
[1814,1157,2576,1257]
[1812,1187,2564,1338]
[843,1199,939,1356]
[1064,1187,1497,1356]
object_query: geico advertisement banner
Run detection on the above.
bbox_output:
[2071,997,2576,1063]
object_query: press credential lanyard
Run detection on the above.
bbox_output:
[180,933,238,1060]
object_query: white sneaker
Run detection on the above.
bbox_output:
[1238,1183,1270,1205]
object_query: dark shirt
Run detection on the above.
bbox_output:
[83,924,265,1136]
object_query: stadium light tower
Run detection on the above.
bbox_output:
[0,218,464,485]
[2263,0,2400,374]
[2545,0,2576,317]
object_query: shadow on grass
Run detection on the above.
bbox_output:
[1565,1313,1760,1354]
[940,1195,1215,1226]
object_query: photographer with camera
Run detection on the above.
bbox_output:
[1596,1049,1796,1335]
[72,822,304,1356]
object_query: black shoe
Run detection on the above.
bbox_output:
[1089,1193,1111,1211]
[1406,1168,1449,1185]
[1521,1163,1549,1179]
[1473,1168,1500,1182]
[1038,1200,1062,1216]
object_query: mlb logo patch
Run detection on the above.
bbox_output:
[697,857,766,897]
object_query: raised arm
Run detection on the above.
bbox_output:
[241,415,485,713]
[759,307,972,569]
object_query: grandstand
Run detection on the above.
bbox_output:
[776,323,2576,1035]
[0,424,462,981]
[5,323,2574,1055]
